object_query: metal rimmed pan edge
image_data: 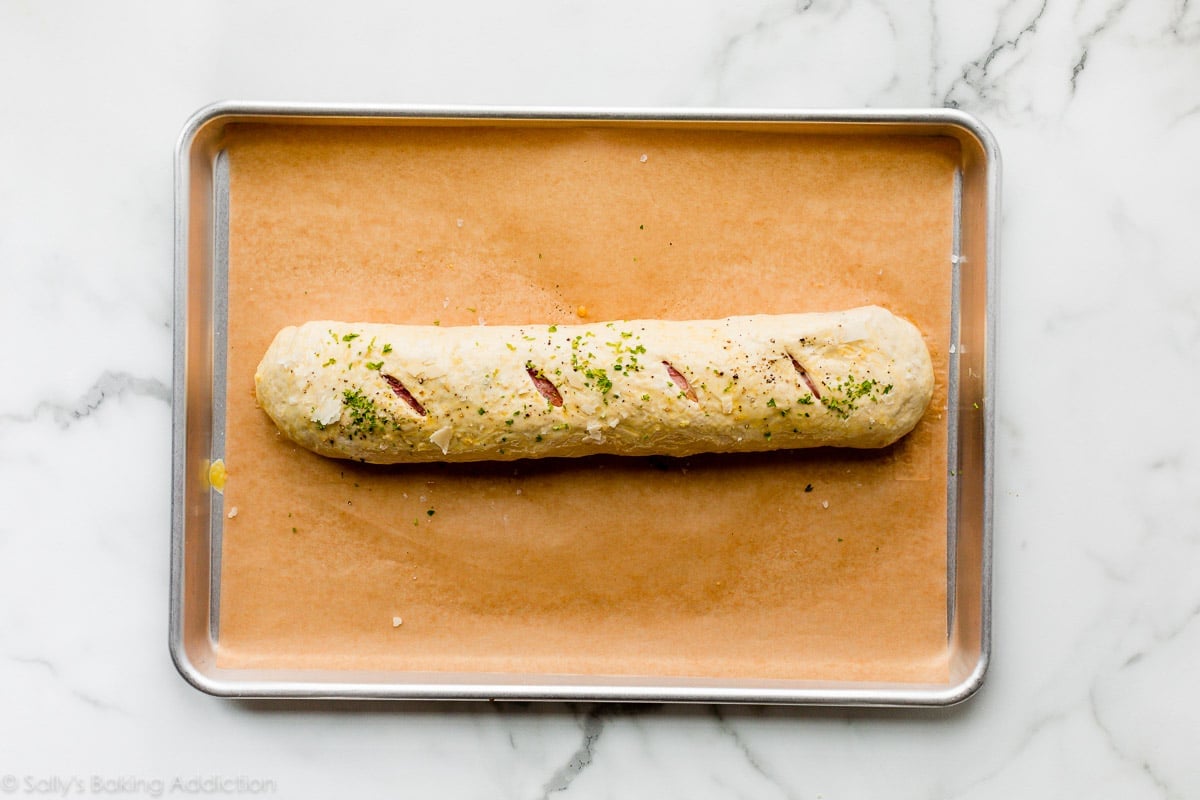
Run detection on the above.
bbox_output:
[170,103,998,706]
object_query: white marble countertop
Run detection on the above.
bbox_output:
[2,1,1198,797]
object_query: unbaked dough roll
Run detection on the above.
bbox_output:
[254,306,934,464]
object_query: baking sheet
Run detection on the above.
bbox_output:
[214,121,956,682]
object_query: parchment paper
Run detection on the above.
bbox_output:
[216,122,957,682]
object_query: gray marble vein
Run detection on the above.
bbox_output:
[710,707,800,800]
[928,0,945,103]
[6,654,123,715]
[943,0,1050,109]
[1166,0,1199,41]
[1088,689,1175,799]
[707,0,819,104]
[1068,0,1133,94]
[538,706,606,798]
[0,370,169,429]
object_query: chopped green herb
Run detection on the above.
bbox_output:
[342,333,359,342]
[365,361,384,371]
[382,343,393,354]
[584,367,613,394]
[426,509,435,517]
[342,389,391,437]
[822,396,848,417]
[766,398,777,408]
[322,357,337,367]
[820,375,892,418]
[477,407,487,415]
[548,325,558,333]
[641,394,650,402]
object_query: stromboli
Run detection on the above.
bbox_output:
[254,305,934,463]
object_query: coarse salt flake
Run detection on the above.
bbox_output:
[310,394,343,427]
[584,421,605,444]
[429,426,453,454]
[227,507,239,519]
[392,617,403,627]
[822,500,830,509]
